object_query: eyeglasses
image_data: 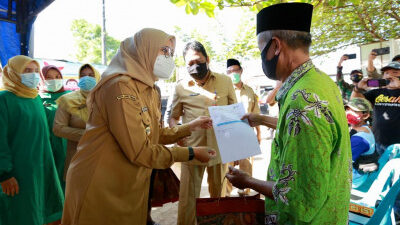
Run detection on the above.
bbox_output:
[161,46,174,58]
[227,68,242,74]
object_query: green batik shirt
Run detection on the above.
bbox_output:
[265,60,352,225]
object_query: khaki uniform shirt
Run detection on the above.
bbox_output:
[234,83,260,114]
[171,71,237,166]
[62,75,192,225]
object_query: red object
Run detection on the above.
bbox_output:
[196,194,265,225]
[196,195,264,216]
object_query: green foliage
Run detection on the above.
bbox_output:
[70,19,120,64]
[311,0,400,55]
[170,0,400,56]
[223,11,259,61]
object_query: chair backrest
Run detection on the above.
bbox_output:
[350,158,400,225]
[353,144,400,192]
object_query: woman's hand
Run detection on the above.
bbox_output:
[193,146,216,163]
[188,116,213,131]
[1,177,19,197]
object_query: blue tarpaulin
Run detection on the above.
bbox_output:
[0,0,54,66]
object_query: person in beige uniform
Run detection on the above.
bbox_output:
[61,28,216,225]
[170,41,237,225]
[53,63,100,180]
[225,58,261,196]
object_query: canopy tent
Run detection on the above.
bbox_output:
[0,0,54,66]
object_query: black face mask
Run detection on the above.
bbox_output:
[187,62,208,80]
[261,39,280,80]
[350,74,363,83]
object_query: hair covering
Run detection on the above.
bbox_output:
[41,65,66,93]
[227,58,241,68]
[87,28,175,109]
[381,61,400,72]
[56,63,100,122]
[256,3,313,35]
[346,97,373,112]
[2,55,40,98]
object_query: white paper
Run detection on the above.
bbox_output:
[208,103,261,164]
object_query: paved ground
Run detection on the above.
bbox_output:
[151,127,273,225]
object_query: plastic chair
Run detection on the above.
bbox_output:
[349,158,400,225]
[353,144,400,193]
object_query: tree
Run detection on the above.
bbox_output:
[70,19,120,64]
[169,0,400,56]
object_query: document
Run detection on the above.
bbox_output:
[208,103,261,164]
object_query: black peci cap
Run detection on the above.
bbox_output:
[227,58,241,68]
[256,3,313,35]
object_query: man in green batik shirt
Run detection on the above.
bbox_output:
[226,3,352,225]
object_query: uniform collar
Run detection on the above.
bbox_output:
[276,60,314,102]
[234,82,245,90]
[136,80,152,93]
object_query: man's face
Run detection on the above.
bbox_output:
[383,69,400,79]
[227,65,242,76]
[184,49,208,67]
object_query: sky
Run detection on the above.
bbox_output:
[33,0,361,76]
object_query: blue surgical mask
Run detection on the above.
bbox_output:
[21,72,40,89]
[78,76,97,91]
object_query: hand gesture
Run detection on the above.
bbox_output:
[369,51,377,61]
[225,166,251,190]
[1,177,19,197]
[241,113,264,127]
[356,78,369,91]
[193,146,216,163]
[188,116,213,131]
[338,55,349,67]
[386,77,400,90]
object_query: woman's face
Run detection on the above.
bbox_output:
[45,68,62,80]
[158,38,175,58]
[80,67,95,78]
[23,61,39,73]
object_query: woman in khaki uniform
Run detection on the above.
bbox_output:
[53,64,100,180]
[61,28,215,225]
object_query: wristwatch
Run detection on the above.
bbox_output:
[188,146,194,160]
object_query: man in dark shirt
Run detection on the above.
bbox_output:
[352,61,400,155]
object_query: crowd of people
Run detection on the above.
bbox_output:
[0,2,399,225]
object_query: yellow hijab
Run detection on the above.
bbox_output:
[2,55,41,98]
[87,28,175,110]
[56,64,100,122]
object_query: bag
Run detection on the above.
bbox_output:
[196,194,265,225]
[149,168,180,207]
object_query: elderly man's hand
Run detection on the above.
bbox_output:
[241,113,264,127]
[225,166,252,190]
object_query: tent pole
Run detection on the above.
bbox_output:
[101,0,107,65]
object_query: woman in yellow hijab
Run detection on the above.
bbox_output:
[0,55,64,225]
[53,63,100,182]
[62,28,216,225]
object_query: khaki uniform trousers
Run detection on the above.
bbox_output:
[177,162,228,225]
[226,157,253,195]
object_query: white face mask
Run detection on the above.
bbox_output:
[45,79,64,92]
[153,55,175,79]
